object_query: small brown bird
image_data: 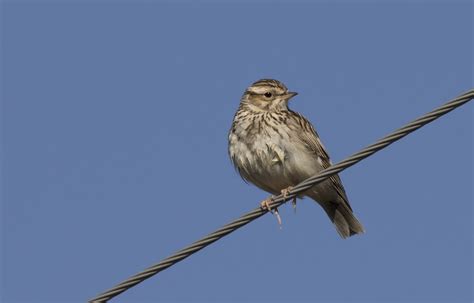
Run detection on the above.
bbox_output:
[228,79,364,238]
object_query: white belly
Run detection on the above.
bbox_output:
[229,124,323,195]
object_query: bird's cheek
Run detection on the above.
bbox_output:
[261,101,271,110]
[273,99,289,109]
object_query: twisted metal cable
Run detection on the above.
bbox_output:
[90,89,473,302]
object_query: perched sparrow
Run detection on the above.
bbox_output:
[228,79,364,238]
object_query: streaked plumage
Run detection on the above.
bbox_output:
[228,79,364,238]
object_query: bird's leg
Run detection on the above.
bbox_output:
[281,186,297,213]
[260,197,282,226]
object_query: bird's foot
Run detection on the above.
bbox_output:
[260,197,282,226]
[281,186,297,213]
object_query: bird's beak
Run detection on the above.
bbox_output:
[284,92,298,101]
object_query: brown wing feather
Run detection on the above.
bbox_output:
[290,111,352,210]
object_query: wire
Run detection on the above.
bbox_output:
[89,89,474,302]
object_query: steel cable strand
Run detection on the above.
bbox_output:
[90,89,473,302]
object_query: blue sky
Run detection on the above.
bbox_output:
[1,1,472,302]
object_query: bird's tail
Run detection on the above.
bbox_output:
[309,193,364,239]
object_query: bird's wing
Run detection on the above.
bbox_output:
[291,111,352,210]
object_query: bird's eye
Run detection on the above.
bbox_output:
[264,92,272,98]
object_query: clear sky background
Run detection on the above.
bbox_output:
[1,1,472,302]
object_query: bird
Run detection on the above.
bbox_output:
[228,79,364,238]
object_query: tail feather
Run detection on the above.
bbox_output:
[319,200,365,239]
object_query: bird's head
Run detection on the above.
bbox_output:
[241,79,298,112]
